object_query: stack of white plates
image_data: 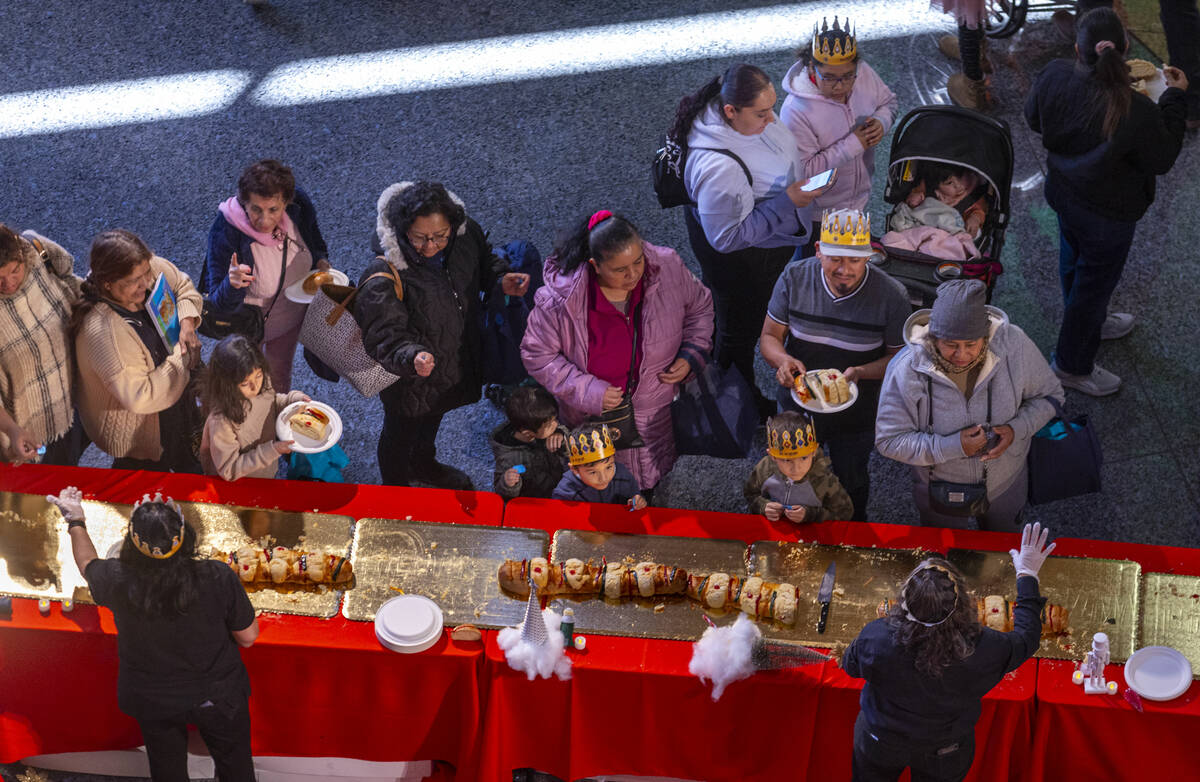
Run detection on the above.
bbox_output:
[374,595,444,654]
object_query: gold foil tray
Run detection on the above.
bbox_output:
[547,530,748,641]
[946,549,1140,662]
[343,519,548,626]
[750,541,927,649]
[180,501,353,619]
[1141,573,1200,678]
[0,492,131,603]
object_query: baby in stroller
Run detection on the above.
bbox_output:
[894,161,989,239]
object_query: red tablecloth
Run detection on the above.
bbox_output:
[491,500,1042,781]
[1031,660,1200,782]
[479,630,830,782]
[0,464,500,773]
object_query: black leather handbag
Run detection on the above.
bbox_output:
[589,300,644,450]
[925,375,990,518]
[198,238,287,344]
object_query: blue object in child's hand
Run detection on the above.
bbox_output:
[36,445,46,456]
[513,464,526,474]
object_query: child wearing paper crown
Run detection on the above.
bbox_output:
[552,423,647,509]
[490,385,569,499]
[743,411,854,522]
[781,16,899,215]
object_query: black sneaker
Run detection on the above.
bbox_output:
[412,461,475,490]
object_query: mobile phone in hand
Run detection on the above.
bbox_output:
[981,425,1002,454]
[800,168,835,192]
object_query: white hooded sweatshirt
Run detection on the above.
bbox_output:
[683,102,813,253]
[779,59,899,212]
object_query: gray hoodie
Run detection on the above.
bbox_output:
[683,102,814,253]
[875,306,1064,495]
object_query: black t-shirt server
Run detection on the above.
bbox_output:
[85,558,255,720]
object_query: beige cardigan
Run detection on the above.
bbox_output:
[75,256,202,460]
[201,390,308,481]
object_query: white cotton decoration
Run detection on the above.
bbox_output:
[497,608,573,681]
[689,613,761,700]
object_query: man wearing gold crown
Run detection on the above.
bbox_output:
[552,423,647,508]
[758,208,910,520]
[780,17,898,215]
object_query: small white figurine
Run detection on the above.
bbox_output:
[1078,632,1116,695]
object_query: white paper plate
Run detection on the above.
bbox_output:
[275,400,343,454]
[283,268,350,304]
[1125,646,1193,701]
[375,595,444,654]
[790,373,859,414]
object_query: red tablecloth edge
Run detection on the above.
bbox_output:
[0,463,504,526]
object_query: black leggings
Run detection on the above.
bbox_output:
[685,210,793,399]
[958,23,985,81]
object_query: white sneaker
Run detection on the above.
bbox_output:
[1100,312,1135,340]
[1052,360,1121,396]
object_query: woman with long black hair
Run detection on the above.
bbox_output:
[842,523,1055,781]
[49,487,259,782]
[674,63,830,418]
[1025,7,1188,396]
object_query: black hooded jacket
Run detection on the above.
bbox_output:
[354,195,508,418]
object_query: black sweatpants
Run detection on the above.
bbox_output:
[137,697,254,782]
[377,403,447,486]
[684,209,793,403]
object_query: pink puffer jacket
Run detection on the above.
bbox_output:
[520,242,713,490]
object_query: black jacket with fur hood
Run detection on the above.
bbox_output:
[354,182,509,418]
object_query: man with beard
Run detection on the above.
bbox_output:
[758,209,909,520]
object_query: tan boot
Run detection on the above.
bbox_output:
[947,73,991,110]
[937,33,993,73]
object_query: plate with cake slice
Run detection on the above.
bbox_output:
[275,401,343,453]
[284,268,350,304]
[790,369,858,414]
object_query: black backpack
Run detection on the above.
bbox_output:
[652,135,752,208]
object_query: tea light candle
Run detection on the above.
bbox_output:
[1072,670,1084,685]
[1107,681,1118,695]
[37,599,51,614]
[61,599,74,613]
[573,635,587,651]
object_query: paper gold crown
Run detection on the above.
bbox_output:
[568,426,617,466]
[819,208,872,255]
[767,419,818,459]
[130,492,184,560]
[812,16,857,66]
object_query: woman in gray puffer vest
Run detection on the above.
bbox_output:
[875,280,1063,531]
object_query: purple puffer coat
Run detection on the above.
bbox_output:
[520,242,714,490]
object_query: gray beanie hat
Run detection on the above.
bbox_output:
[929,279,989,340]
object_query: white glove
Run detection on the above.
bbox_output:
[47,486,85,523]
[1009,522,1055,580]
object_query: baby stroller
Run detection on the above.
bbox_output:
[872,105,1013,308]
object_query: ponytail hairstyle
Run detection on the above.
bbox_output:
[886,558,982,678]
[553,211,641,274]
[70,229,153,338]
[1076,6,1132,139]
[668,63,773,142]
[201,334,274,425]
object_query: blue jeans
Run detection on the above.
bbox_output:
[1053,197,1137,375]
[852,713,976,782]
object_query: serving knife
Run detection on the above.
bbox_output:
[817,561,836,634]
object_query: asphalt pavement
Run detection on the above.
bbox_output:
[2,1,1199,776]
